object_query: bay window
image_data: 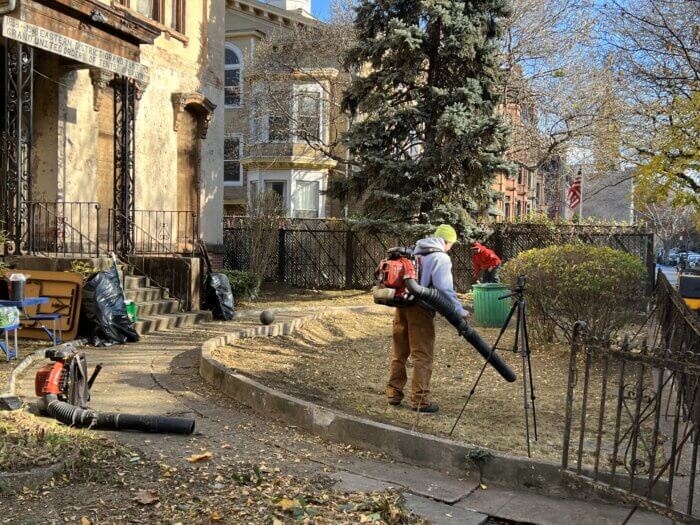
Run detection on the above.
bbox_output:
[295,90,321,140]
[224,134,243,186]
[294,181,320,218]
[225,43,243,108]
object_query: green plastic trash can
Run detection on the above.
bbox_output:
[472,283,511,328]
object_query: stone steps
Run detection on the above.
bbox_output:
[133,311,212,335]
[137,299,180,316]
[125,286,166,303]
[123,274,211,336]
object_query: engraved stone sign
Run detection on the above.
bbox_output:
[2,16,150,83]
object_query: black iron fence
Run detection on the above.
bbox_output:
[108,209,197,255]
[29,201,102,257]
[223,218,655,293]
[561,274,700,523]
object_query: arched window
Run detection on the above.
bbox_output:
[225,43,242,108]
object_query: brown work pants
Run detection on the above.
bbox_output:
[386,305,436,408]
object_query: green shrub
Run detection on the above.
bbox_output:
[220,270,261,300]
[501,244,647,344]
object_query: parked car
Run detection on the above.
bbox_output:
[688,254,700,270]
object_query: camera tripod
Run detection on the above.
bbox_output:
[449,275,538,458]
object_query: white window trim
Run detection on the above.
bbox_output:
[292,84,325,144]
[224,133,244,187]
[224,42,243,109]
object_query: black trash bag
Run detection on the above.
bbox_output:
[204,272,234,320]
[79,266,140,346]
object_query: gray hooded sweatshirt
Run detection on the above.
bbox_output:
[413,237,467,316]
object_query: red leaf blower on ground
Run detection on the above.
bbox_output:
[35,346,195,434]
[374,247,516,383]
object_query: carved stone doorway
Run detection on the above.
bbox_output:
[176,108,199,252]
[172,92,215,250]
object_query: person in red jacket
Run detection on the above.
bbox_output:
[471,242,502,283]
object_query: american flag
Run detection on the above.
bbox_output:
[567,174,582,210]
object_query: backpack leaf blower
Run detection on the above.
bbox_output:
[374,248,516,383]
[35,347,195,434]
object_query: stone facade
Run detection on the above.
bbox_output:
[224,0,342,218]
[1,0,225,250]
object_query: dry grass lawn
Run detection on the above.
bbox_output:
[214,311,660,467]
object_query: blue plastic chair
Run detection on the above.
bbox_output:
[27,313,63,345]
[0,323,19,361]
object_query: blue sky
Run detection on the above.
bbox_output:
[311,0,332,20]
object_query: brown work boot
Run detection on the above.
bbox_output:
[386,386,403,406]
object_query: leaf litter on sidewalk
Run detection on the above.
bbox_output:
[1,414,422,524]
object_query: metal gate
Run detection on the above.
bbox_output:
[562,324,700,522]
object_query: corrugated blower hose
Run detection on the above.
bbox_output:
[35,347,195,434]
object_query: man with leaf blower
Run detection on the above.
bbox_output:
[386,225,469,414]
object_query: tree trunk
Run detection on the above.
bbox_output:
[420,13,442,222]
[662,238,671,265]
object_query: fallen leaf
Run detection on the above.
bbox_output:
[277,497,301,512]
[210,510,223,521]
[479,483,488,490]
[134,489,160,505]
[80,517,91,525]
[186,452,213,463]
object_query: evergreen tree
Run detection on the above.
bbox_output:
[331,0,512,237]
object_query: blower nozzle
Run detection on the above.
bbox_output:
[405,278,516,383]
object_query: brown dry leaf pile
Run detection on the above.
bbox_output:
[1,412,422,523]
[0,409,127,474]
[239,285,375,310]
[214,312,622,462]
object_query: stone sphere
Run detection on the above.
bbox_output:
[260,310,275,325]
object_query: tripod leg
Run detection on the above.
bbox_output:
[491,300,518,353]
[522,303,538,441]
[450,298,518,437]
[518,302,532,458]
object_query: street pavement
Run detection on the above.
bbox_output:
[657,264,679,285]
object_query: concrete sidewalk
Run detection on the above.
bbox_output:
[13,311,667,524]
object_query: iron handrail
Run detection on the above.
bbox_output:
[131,209,198,255]
[108,208,195,311]
[28,201,101,257]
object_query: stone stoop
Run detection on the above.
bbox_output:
[123,275,212,335]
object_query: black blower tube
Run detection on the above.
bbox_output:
[405,278,516,383]
[44,395,196,434]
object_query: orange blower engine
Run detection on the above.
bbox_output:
[34,347,196,434]
[35,348,97,409]
[373,247,419,307]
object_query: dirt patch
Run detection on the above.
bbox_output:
[213,311,643,463]
[237,284,470,314]
[237,284,376,310]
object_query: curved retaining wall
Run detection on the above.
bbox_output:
[198,307,665,502]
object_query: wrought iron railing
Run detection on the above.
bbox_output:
[109,209,197,255]
[562,316,700,521]
[28,201,101,257]
[108,208,194,310]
